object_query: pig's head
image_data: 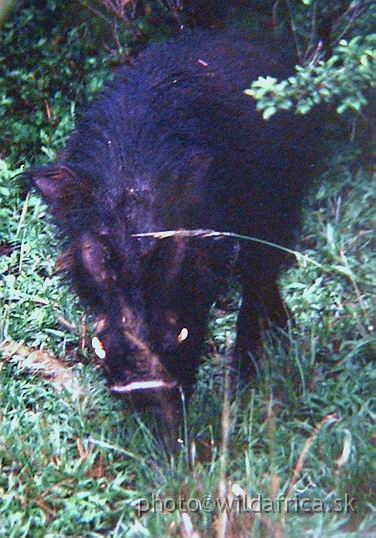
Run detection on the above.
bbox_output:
[31,164,219,446]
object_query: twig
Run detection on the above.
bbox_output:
[272,0,282,33]
[57,315,76,333]
[304,0,318,62]
[282,412,339,521]
[96,0,132,23]
[285,0,302,63]
[331,3,367,48]
[334,429,352,477]
[216,346,232,538]
[0,340,80,393]
[80,0,113,25]
[132,228,327,271]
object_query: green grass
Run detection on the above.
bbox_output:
[0,3,375,535]
[0,155,375,536]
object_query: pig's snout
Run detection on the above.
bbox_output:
[110,378,184,451]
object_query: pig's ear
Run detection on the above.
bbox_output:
[31,165,77,205]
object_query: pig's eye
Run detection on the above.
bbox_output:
[177,327,189,343]
[92,336,106,359]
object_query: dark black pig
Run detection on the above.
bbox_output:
[31,30,316,443]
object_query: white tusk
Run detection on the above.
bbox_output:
[92,336,106,359]
[177,327,189,343]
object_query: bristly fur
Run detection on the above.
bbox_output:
[31,29,319,439]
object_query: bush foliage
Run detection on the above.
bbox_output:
[246,1,375,118]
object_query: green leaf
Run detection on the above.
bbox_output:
[262,106,277,120]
